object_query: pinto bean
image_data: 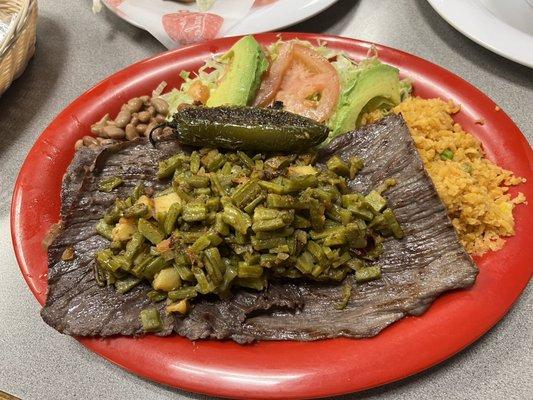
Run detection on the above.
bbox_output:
[146,105,156,117]
[144,121,157,137]
[103,125,126,139]
[90,113,110,136]
[137,111,151,123]
[114,109,132,128]
[155,114,166,123]
[82,135,99,146]
[125,97,143,113]
[151,97,169,115]
[84,90,170,150]
[162,126,174,136]
[125,124,139,140]
[140,95,150,106]
[136,124,148,134]
[97,138,116,146]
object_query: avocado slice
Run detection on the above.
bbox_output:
[206,35,269,107]
[329,63,401,137]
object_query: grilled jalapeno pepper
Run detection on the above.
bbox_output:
[156,106,329,153]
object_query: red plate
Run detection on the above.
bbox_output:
[11,33,533,399]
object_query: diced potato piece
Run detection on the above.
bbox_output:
[154,192,181,219]
[288,165,318,177]
[136,195,154,218]
[156,238,172,253]
[111,217,137,241]
[153,267,181,292]
[166,299,188,314]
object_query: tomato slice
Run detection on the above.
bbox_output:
[253,42,294,107]
[254,43,340,122]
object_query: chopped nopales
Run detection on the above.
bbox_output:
[41,115,477,342]
[91,144,398,309]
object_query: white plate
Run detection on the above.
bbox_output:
[104,0,340,40]
[226,0,340,35]
[427,0,533,68]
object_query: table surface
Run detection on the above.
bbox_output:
[1,1,532,399]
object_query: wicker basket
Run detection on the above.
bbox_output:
[0,0,37,97]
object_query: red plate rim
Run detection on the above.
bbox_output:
[10,33,533,399]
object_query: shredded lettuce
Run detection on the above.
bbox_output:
[266,38,338,61]
[400,78,413,101]
[332,56,385,93]
[161,56,228,116]
[331,54,360,97]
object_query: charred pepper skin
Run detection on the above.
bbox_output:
[158,106,330,152]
